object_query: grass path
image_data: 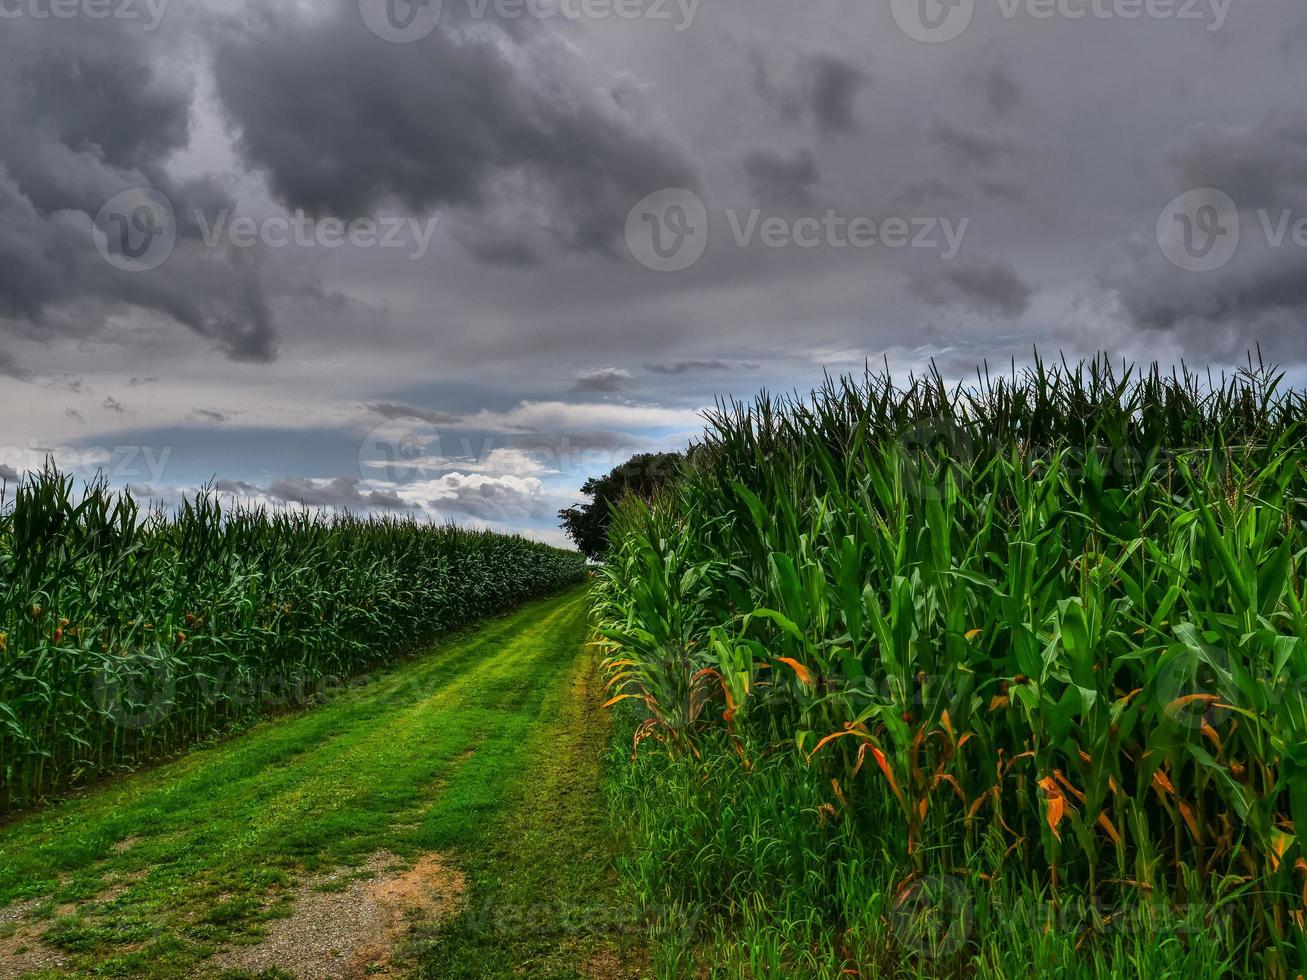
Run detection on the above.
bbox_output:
[0,584,643,979]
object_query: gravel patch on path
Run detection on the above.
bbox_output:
[0,899,69,979]
[214,850,465,979]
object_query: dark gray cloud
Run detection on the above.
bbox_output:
[45,374,87,394]
[754,52,868,135]
[1105,110,1307,353]
[0,34,191,218]
[910,261,1034,318]
[645,360,732,374]
[103,396,126,414]
[572,368,630,392]
[0,463,19,483]
[743,148,820,208]
[191,408,230,423]
[1108,244,1307,359]
[979,179,1024,202]
[215,479,257,495]
[894,177,960,209]
[804,55,869,134]
[267,476,417,511]
[1169,111,1307,210]
[448,229,542,268]
[978,66,1021,117]
[929,121,1020,168]
[1121,258,1307,329]
[209,1,697,257]
[0,17,282,361]
[0,348,30,381]
[364,487,413,511]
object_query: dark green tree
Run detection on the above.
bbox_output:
[558,452,682,560]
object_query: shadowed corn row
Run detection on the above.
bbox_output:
[596,354,1307,972]
[0,467,587,812]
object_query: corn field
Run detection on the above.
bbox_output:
[597,355,1307,973]
[0,467,586,812]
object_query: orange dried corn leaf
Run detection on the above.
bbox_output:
[1037,776,1068,841]
[868,745,908,810]
[808,729,864,761]
[1178,801,1201,841]
[602,693,643,708]
[1151,769,1177,797]
[775,657,815,687]
[1097,812,1123,844]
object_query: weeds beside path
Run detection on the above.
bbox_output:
[0,583,639,979]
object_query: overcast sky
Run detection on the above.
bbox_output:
[1,0,1305,544]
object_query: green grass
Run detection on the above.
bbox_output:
[0,583,636,979]
[414,617,648,979]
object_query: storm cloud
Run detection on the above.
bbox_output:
[0,348,31,381]
[645,360,732,374]
[743,148,821,208]
[209,0,697,257]
[571,368,632,393]
[267,476,418,511]
[753,51,869,135]
[0,16,282,361]
[1105,109,1307,351]
[1,0,1306,546]
[910,260,1034,318]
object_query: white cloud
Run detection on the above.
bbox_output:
[450,447,559,478]
[470,401,707,432]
